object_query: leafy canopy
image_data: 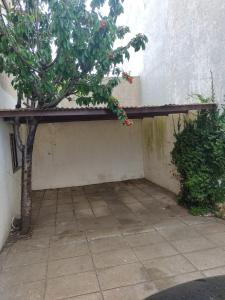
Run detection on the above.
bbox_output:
[0,0,147,122]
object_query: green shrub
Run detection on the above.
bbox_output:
[172,105,225,214]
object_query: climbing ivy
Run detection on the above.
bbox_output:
[172,98,225,215]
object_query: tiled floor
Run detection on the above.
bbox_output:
[1,179,225,299]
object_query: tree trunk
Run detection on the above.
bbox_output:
[20,119,38,235]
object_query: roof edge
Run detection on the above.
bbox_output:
[0,103,217,123]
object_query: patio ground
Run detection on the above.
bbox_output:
[1,179,225,300]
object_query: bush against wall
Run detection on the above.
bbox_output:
[171,104,225,215]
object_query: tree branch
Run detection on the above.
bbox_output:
[1,0,9,11]
[14,118,24,152]
[16,93,22,109]
[27,118,38,150]
[40,48,61,71]
[43,77,79,108]
[16,0,23,11]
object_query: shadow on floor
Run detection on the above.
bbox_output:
[146,276,225,300]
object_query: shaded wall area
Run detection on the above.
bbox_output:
[32,120,144,190]
[0,84,21,251]
[32,112,188,196]
[142,115,182,194]
[32,77,143,190]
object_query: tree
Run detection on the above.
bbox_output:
[0,0,148,234]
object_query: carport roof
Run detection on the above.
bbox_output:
[0,103,216,123]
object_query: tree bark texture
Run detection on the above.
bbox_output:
[15,118,38,234]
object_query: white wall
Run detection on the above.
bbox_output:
[112,77,141,107]
[33,78,143,190]
[32,120,144,190]
[122,0,225,194]
[0,84,21,251]
[59,77,141,108]
[117,2,145,76]
[139,0,225,105]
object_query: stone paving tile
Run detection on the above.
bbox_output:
[203,266,225,277]
[3,248,48,269]
[0,248,9,271]
[97,262,148,290]
[171,236,215,253]
[65,293,103,300]
[73,197,87,205]
[39,205,57,215]
[55,219,77,227]
[167,205,189,217]
[32,200,41,210]
[120,223,155,236]
[206,232,225,247]
[92,206,111,217]
[32,225,56,238]
[139,212,169,225]
[2,180,223,299]
[58,194,71,202]
[38,210,56,220]
[143,255,196,280]
[103,282,158,300]
[126,189,148,200]
[78,216,120,231]
[153,271,204,291]
[153,218,187,230]
[124,201,147,214]
[86,228,121,241]
[158,196,178,206]
[57,197,73,205]
[184,248,225,270]
[47,255,93,278]
[55,222,79,235]
[48,241,89,261]
[93,248,137,269]
[50,232,86,247]
[179,215,217,225]
[157,225,201,241]
[37,212,56,221]
[35,218,56,228]
[42,199,57,207]
[45,271,99,300]
[57,204,74,214]
[0,263,46,287]
[44,189,57,200]
[75,209,95,219]
[74,202,92,210]
[90,200,108,208]
[71,186,84,197]
[89,236,129,254]
[133,242,178,261]
[124,231,164,248]
[116,214,143,227]
[32,190,44,200]
[192,222,225,235]
[0,280,45,300]
[56,211,75,223]
[217,218,225,224]
[9,237,50,252]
